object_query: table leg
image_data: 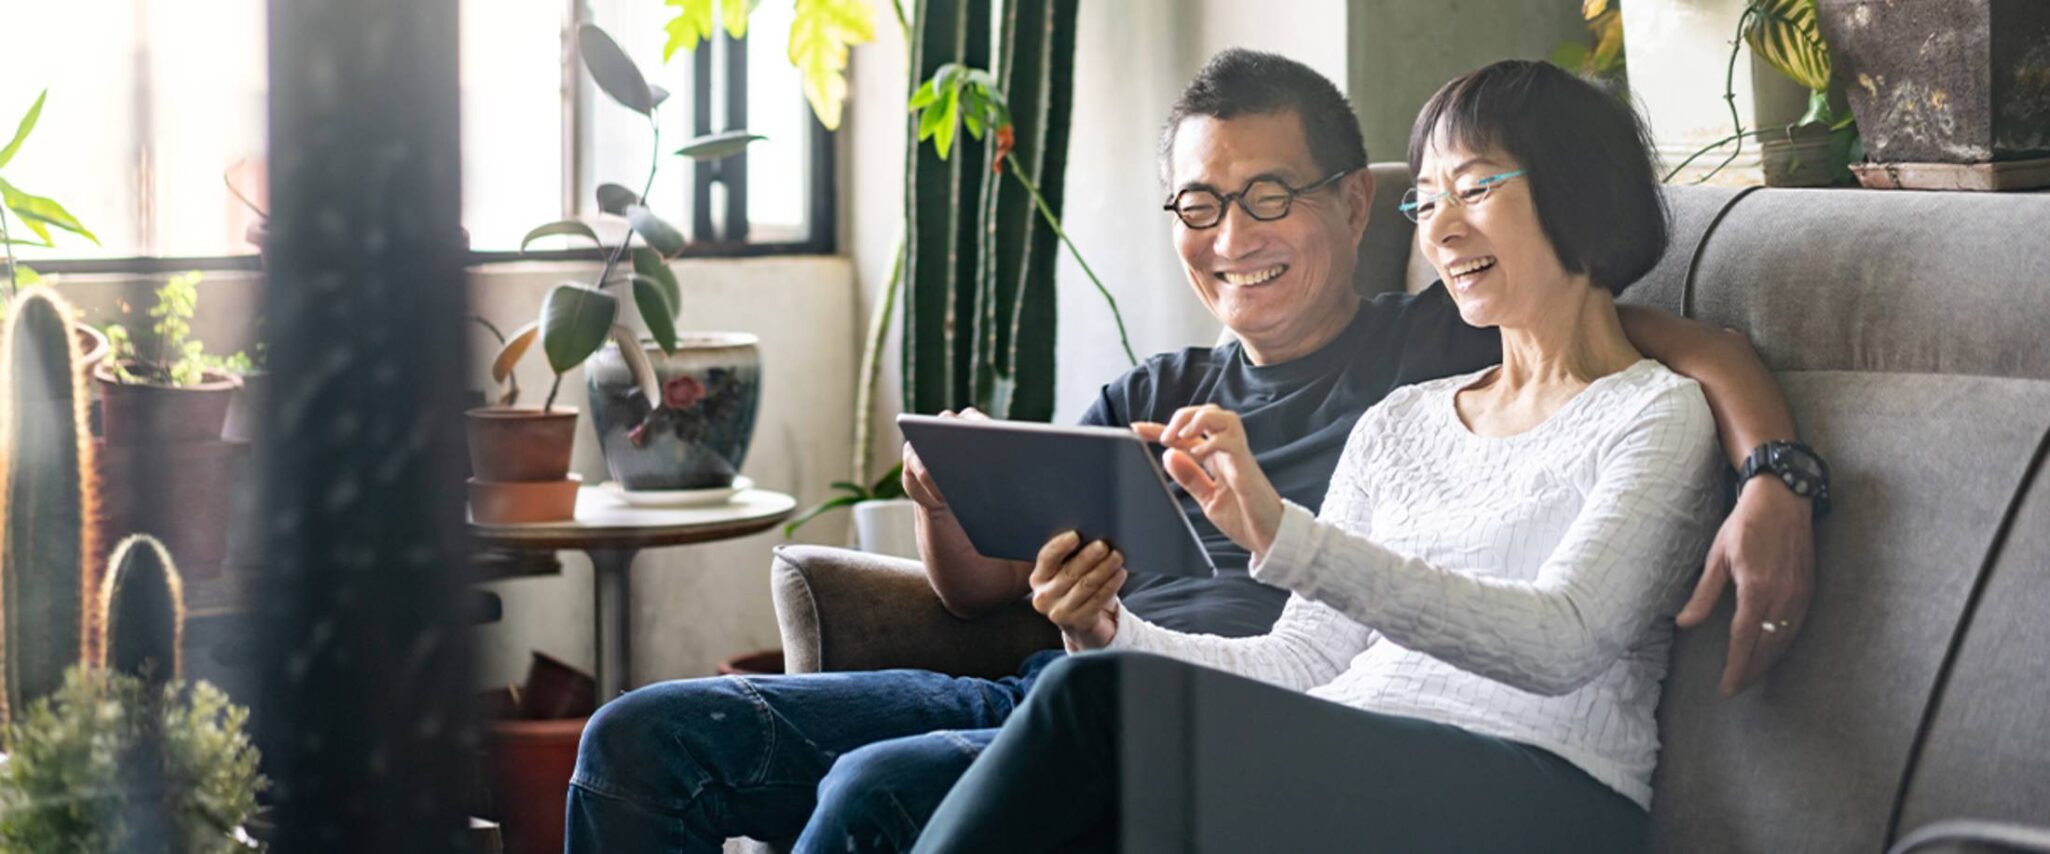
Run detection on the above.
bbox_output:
[587,547,639,702]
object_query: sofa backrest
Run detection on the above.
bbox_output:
[1354,167,2050,853]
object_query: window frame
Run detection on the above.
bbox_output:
[19,2,835,276]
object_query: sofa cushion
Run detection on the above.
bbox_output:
[1650,372,2050,853]
[1895,428,2050,835]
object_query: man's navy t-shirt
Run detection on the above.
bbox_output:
[1081,283,1500,638]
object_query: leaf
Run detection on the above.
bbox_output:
[868,462,906,499]
[907,79,940,111]
[0,177,98,244]
[0,90,46,171]
[625,205,687,255]
[632,247,683,317]
[539,284,618,374]
[631,275,679,354]
[935,91,960,160]
[650,84,672,109]
[1582,0,1611,20]
[519,220,602,253]
[491,321,540,384]
[14,264,41,286]
[828,480,867,495]
[579,24,654,115]
[782,494,865,538]
[788,0,876,131]
[1589,8,1625,72]
[722,0,759,39]
[1744,0,1832,93]
[674,130,766,161]
[596,183,642,216]
[663,0,718,61]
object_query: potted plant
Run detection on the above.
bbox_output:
[92,272,252,578]
[1661,0,1862,187]
[483,23,765,499]
[0,535,266,852]
[0,89,107,366]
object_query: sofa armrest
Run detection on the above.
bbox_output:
[770,545,1060,680]
[1891,820,2050,854]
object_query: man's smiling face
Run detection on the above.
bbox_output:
[1167,109,1371,362]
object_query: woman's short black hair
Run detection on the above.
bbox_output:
[1406,60,1668,296]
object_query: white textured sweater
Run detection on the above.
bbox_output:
[1106,359,1723,808]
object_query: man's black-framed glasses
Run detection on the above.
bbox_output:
[1162,168,1356,229]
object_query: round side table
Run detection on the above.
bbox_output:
[470,485,796,701]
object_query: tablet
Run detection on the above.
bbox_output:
[897,414,1217,578]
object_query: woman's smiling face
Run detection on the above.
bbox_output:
[1413,139,1579,331]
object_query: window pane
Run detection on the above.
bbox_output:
[744,2,810,241]
[460,0,570,252]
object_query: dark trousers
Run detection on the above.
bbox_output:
[915,651,1650,854]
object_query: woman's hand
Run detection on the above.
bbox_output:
[1134,405,1284,556]
[1030,531,1126,651]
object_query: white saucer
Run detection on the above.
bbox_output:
[601,476,753,508]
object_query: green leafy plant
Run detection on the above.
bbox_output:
[1664,0,1859,184]
[101,272,248,387]
[1,90,100,302]
[662,0,878,131]
[783,462,905,537]
[494,23,763,413]
[0,667,264,853]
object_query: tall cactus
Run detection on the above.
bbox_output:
[904,0,1081,422]
[0,287,99,723]
[904,0,994,417]
[98,534,185,688]
[970,0,1077,421]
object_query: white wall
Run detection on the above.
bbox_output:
[845,0,1349,463]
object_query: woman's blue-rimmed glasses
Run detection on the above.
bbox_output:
[1397,169,1527,223]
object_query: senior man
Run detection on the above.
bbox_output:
[566,49,1822,854]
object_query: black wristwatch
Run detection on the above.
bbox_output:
[1738,440,1831,519]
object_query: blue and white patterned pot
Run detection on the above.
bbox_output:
[584,332,760,490]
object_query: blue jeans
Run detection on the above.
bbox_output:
[564,650,1062,853]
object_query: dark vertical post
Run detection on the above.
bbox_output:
[722,28,750,243]
[260,0,476,850]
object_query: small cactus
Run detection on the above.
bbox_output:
[98,534,185,687]
[0,287,99,723]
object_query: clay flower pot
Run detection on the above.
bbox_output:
[468,474,581,525]
[465,407,577,482]
[92,363,240,444]
[487,714,587,854]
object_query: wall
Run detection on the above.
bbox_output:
[42,257,858,689]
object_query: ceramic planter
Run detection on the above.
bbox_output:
[1817,0,2050,164]
[853,498,921,560]
[584,333,760,491]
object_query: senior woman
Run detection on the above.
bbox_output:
[911,59,1723,853]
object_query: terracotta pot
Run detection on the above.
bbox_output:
[93,363,240,444]
[468,475,581,525]
[94,439,250,579]
[715,648,785,676]
[518,651,597,720]
[487,716,587,854]
[465,407,577,482]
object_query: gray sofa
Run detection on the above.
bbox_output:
[769,166,2050,852]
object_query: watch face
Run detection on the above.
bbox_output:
[1772,444,1824,479]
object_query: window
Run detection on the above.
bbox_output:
[3,0,832,274]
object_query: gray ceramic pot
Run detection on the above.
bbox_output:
[585,332,760,490]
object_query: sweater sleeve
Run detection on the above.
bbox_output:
[1103,593,1375,693]
[1250,381,1722,696]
